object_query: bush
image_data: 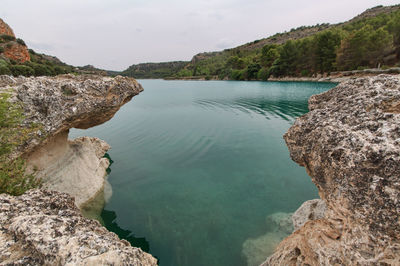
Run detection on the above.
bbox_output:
[257,68,270,81]
[10,65,34,76]
[0,47,3,53]
[0,92,41,195]
[16,38,26,46]
[0,66,11,75]
[0,34,15,41]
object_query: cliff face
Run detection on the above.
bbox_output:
[3,42,30,63]
[0,19,30,63]
[0,189,157,265]
[264,75,400,265]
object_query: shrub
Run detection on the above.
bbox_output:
[0,47,3,53]
[16,38,26,46]
[0,34,15,41]
[0,92,41,195]
[0,66,11,75]
[10,65,34,76]
[257,67,270,81]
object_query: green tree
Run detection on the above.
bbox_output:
[260,44,279,67]
[274,40,299,76]
[314,30,341,73]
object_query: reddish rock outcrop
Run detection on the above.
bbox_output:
[0,19,30,63]
[0,18,15,37]
[264,75,400,265]
[3,41,30,62]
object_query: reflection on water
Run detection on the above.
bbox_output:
[71,80,336,266]
[195,97,308,121]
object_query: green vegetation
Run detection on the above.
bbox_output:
[121,61,187,78]
[0,91,41,195]
[121,6,400,80]
[0,46,76,77]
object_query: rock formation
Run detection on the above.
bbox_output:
[263,75,400,265]
[0,189,157,265]
[0,18,30,63]
[0,18,15,37]
[0,74,143,208]
[3,41,30,63]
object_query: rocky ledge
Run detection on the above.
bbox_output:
[0,189,157,265]
[264,75,400,265]
[0,74,143,208]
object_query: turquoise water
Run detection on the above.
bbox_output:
[70,80,335,266]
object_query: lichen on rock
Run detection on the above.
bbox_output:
[0,189,157,265]
[264,75,400,265]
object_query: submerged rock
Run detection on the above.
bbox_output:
[242,212,293,266]
[264,75,400,265]
[0,189,157,265]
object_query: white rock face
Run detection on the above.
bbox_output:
[28,134,111,208]
[0,190,157,265]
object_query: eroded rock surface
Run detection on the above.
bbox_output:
[0,18,15,37]
[0,74,142,207]
[0,74,142,158]
[264,75,400,265]
[0,190,157,265]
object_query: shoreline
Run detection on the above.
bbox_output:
[159,67,400,83]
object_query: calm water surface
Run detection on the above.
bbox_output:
[71,80,335,266]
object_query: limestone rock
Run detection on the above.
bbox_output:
[292,199,326,231]
[29,133,112,208]
[0,189,157,265]
[264,75,400,265]
[0,74,142,207]
[0,74,142,158]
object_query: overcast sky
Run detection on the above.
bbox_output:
[2,0,399,71]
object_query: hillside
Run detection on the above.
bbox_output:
[0,19,111,77]
[121,61,187,79]
[121,4,400,80]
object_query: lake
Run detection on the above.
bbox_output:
[70,80,336,266]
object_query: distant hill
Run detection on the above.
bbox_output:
[121,4,400,80]
[121,61,187,79]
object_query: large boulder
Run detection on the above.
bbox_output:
[264,75,400,265]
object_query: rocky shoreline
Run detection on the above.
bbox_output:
[0,74,157,265]
[1,74,399,265]
[263,74,400,265]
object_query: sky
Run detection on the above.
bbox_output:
[2,0,400,71]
